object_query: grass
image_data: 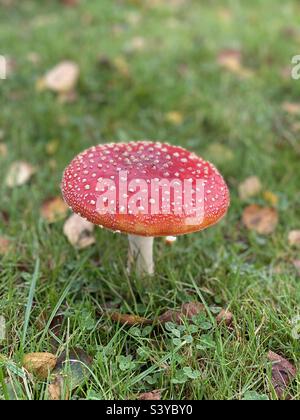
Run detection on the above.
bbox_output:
[0,0,300,400]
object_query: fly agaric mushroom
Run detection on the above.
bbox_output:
[62,141,230,275]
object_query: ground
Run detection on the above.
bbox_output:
[0,0,300,400]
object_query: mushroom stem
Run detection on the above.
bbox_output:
[128,235,154,275]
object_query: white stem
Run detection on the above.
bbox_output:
[128,235,154,275]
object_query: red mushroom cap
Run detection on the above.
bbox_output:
[62,141,230,237]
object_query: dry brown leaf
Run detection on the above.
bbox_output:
[242,204,278,235]
[293,260,300,275]
[238,176,262,200]
[181,302,205,318]
[263,191,279,206]
[5,161,35,188]
[42,61,80,93]
[158,309,182,324]
[217,49,253,78]
[23,352,57,380]
[113,56,130,78]
[0,210,9,224]
[268,351,296,399]
[216,309,233,327]
[40,197,69,223]
[288,230,300,247]
[291,121,300,132]
[159,301,205,325]
[138,390,161,400]
[125,36,146,53]
[63,214,95,249]
[0,236,11,256]
[165,111,184,125]
[109,312,152,326]
[48,374,67,400]
[0,143,8,157]
[282,102,300,115]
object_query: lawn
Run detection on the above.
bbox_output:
[0,0,300,400]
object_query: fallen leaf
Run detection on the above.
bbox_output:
[40,197,69,223]
[206,143,234,165]
[291,121,300,132]
[48,374,66,400]
[0,210,9,224]
[63,214,95,249]
[263,191,279,206]
[238,176,262,200]
[23,352,57,380]
[268,351,296,399]
[0,143,8,157]
[26,52,40,64]
[281,65,293,80]
[46,139,59,156]
[282,102,300,115]
[181,302,205,318]
[42,61,80,93]
[159,302,205,324]
[293,260,300,275]
[158,309,182,324]
[125,11,142,26]
[5,161,35,187]
[113,56,130,78]
[217,49,253,78]
[216,309,233,327]
[125,36,146,53]
[109,312,152,326]
[49,348,92,400]
[242,204,278,235]
[0,237,11,256]
[138,390,161,400]
[288,230,300,247]
[165,111,184,125]
[49,314,65,339]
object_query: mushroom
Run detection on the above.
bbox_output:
[62,141,230,275]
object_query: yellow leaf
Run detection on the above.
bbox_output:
[113,56,130,78]
[263,191,279,206]
[0,143,8,158]
[217,49,253,78]
[165,111,184,125]
[46,139,59,156]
